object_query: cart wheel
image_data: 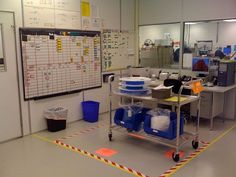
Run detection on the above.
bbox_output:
[192,140,199,149]
[127,128,133,132]
[172,153,180,162]
[108,133,112,141]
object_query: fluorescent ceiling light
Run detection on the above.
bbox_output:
[223,19,236,22]
[185,22,197,25]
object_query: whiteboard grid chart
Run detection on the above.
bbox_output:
[20,28,101,100]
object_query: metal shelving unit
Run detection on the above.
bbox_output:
[108,75,202,162]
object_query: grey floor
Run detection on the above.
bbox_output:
[0,113,236,177]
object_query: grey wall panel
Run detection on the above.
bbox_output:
[183,0,236,22]
[121,0,135,30]
[139,0,182,25]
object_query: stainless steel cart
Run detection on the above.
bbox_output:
[108,75,201,162]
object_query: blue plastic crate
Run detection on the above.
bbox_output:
[143,112,184,140]
[114,107,149,132]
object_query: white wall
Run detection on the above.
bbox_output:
[182,0,236,21]
[139,0,236,25]
[83,0,135,118]
[0,0,136,134]
[98,0,120,29]
[121,0,136,68]
[27,0,124,132]
[28,0,135,132]
[139,0,182,25]
[0,0,130,135]
[121,0,135,31]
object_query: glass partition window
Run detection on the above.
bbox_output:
[183,19,236,69]
[0,24,5,72]
[139,23,180,69]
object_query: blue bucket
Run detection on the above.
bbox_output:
[81,101,100,122]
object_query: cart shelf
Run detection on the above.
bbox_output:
[111,125,197,149]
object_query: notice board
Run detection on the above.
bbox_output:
[102,29,135,71]
[20,28,101,100]
[23,0,81,29]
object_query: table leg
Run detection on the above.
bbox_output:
[222,91,226,123]
[176,106,180,154]
[210,116,214,130]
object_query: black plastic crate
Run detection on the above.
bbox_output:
[46,119,66,132]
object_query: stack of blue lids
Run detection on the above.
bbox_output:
[119,77,151,95]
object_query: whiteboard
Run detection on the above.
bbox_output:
[24,6,55,28]
[20,28,101,100]
[55,10,81,29]
[23,0,54,8]
[102,29,135,71]
[23,0,81,10]
[23,0,81,29]
[54,0,81,11]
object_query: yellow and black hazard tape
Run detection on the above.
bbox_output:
[159,123,236,177]
[56,122,107,141]
[159,142,210,177]
[54,140,149,177]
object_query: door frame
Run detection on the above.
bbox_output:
[0,10,23,142]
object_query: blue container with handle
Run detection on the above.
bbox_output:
[81,101,100,122]
[114,106,150,132]
[143,112,184,140]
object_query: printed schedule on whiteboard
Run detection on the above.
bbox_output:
[20,28,101,100]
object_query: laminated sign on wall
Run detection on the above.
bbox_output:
[23,0,81,29]
[81,0,101,31]
[20,28,102,100]
[102,29,134,71]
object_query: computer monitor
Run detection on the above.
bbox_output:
[223,47,231,55]
[192,57,209,74]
